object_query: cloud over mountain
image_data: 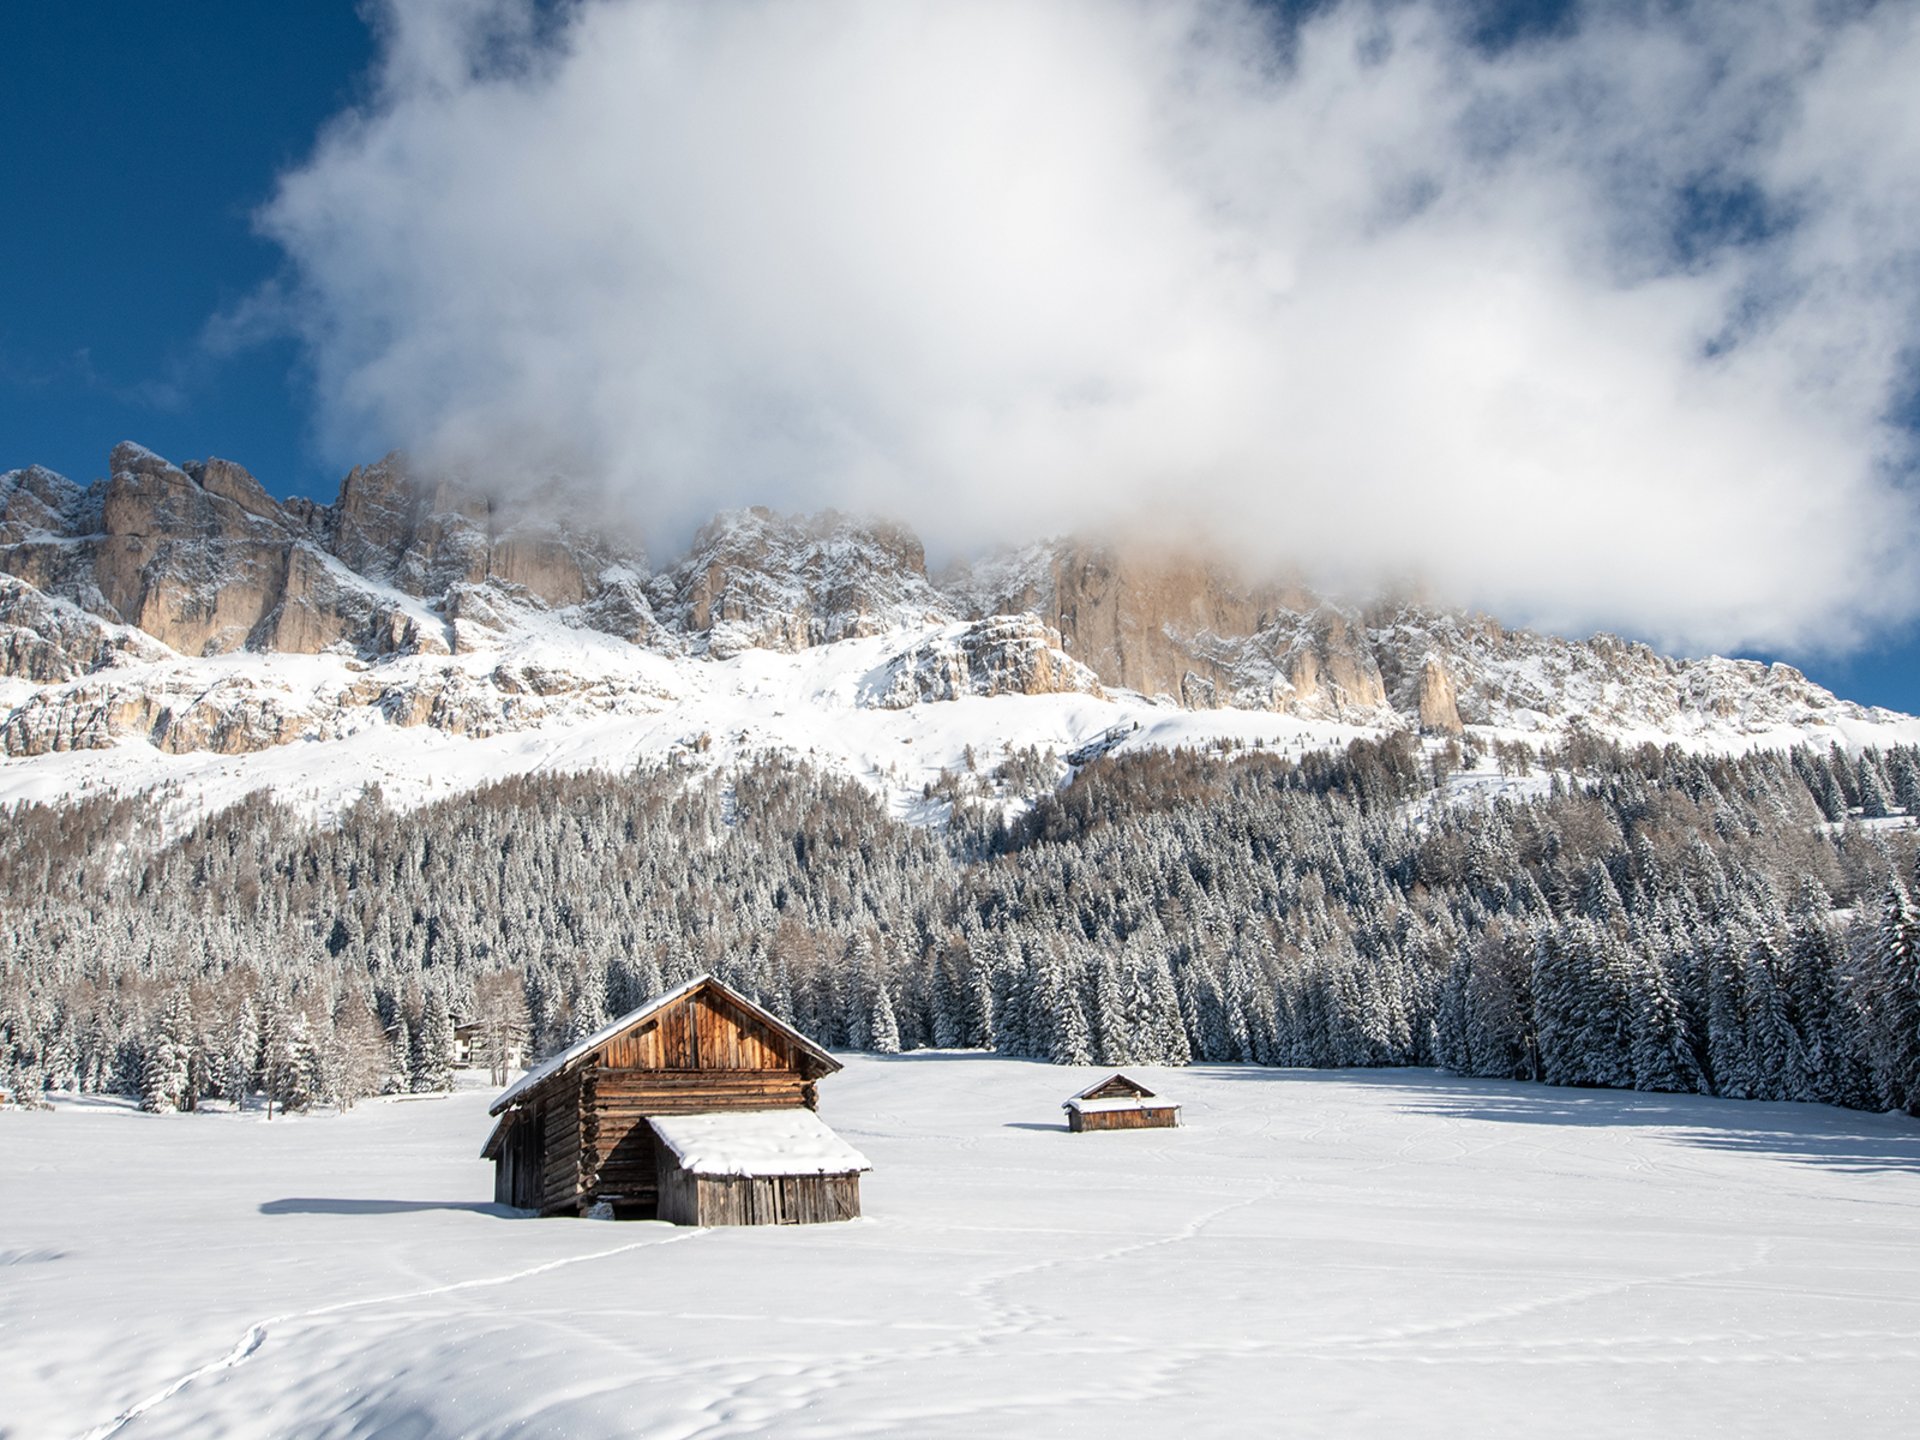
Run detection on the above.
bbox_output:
[252,0,1920,654]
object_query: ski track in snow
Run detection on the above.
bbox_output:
[77,1229,710,1440]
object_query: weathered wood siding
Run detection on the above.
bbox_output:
[540,1078,586,1214]
[656,1160,863,1226]
[1068,1106,1180,1133]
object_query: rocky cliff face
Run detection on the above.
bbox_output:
[863,616,1105,709]
[650,508,950,656]
[0,444,655,665]
[0,442,1906,767]
[945,540,1394,721]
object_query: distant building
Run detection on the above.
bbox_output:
[453,1020,526,1074]
[481,974,864,1222]
[1064,1074,1181,1132]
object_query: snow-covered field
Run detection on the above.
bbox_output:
[4,1056,1918,1438]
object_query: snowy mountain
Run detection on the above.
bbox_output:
[2,442,1914,817]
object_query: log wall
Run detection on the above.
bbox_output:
[540,1079,586,1214]
[583,1068,813,1209]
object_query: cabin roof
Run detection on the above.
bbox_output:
[648,1109,872,1178]
[479,1110,515,1160]
[490,974,841,1116]
[1071,1073,1158,1102]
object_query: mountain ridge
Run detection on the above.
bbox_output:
[1,443,1910,816]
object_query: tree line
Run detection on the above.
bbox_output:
[2,731,1917,1117]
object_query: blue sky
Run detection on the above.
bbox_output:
[3,1,1918,712]
[0,4,370,503]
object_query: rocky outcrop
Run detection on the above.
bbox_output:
[1413,658,1463,734]
[948,540,1279,701]
[652,508,950,657]
[864,616,1106,709]
[0,576,168,683]
[0,464,91,543]
[322,455,610,607]
[946,540,1399,720]
[0,444,654,665]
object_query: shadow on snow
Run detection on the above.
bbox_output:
[1195,1064,1920,1177]
[259,1198,525,1218]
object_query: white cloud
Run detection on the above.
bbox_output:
[256,0,1920,654]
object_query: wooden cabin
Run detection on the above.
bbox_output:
[1064,1074,1181,1132]
[650,1110,869,1226]
[481,974,856,1220]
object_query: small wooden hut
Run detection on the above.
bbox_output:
[650,1110,869,1225]
[482,974,856,1220]
[1064,1074,1181,1132]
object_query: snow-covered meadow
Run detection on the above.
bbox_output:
[4,1055,1918,1438]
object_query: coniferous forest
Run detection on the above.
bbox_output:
[4,732,1920,1119]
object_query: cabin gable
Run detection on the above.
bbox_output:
[1075,1073,1156,1102]
[593,985,818,1075]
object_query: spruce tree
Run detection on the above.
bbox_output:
[1873,879,1920,1112]
[869,984,901,1054]
[415,990,456,1093]
[1628,950,1701,1094]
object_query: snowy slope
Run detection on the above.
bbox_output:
[4,616,1919,826]
[0,623,1456,822]
[3,1055,1917,1439]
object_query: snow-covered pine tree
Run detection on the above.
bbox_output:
[139,988,192,1114]
[1782,886,1838,1105]
[869,983,901,1054]
[1857,755,1893,820]
[1873,879,1920,1112]
[1703,935,1755,1101]
[1627,948,1701,1094]
[1092,951,1129,1064]
[414,989,456,1092]
[1743,932,1808,1101]
[260,998,315,1117]
[840,933,874,1052]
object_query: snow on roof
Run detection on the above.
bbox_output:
[1065,1095,1181,1114]
[489,974,838,1116]
[649,1110,872,1178]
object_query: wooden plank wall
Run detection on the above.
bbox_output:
[658,1167,862,1226]
[1070,1107,1180,1133]
[492,1117,517,1206]
[595,993,801,1073]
